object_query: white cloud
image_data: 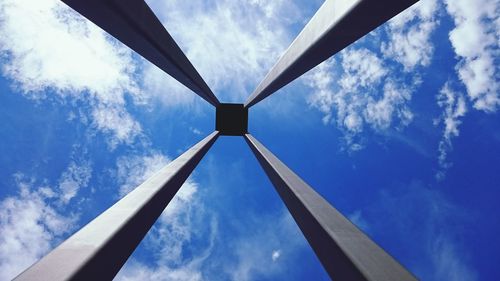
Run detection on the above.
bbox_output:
[57,160,92,205]
[340,48,387,92]
[382,0,439,71]
[0,0,143,147]
[444,0,499,112]
[145,0,301,103]
[304,1,452,152]
[115,152,170,197]
[435,0,499,175]
[189,127,203,136]
[0,175,76,280]
[91,105,142,148]
[435,83,467,180]
[141,65,196,107]
[224,211,305,281]
[117,259,203,281]
[364,80,413,130]
[304,59,337,125]
[306,48,415,149]
[348,210,369,232]
[271,250,281,262]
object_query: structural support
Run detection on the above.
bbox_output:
[14,132,219,281]
[216,103,248,136]
[62,0,219,106]
[244,134,416,281]
[244,0,419,108]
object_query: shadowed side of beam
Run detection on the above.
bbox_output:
[244,0,419,108]
[61,0,219,106]
[244,134,417,281]
[14,131,219,281]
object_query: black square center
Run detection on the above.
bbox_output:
[216,103,248,136]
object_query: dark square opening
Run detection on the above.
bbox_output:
[216,103,248,136]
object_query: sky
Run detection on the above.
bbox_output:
[0,0,499,280]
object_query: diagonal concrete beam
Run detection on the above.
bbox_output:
[62,0,220,106]
[14,131,219,281]
[244,0,419,108]
[244,134,417,281]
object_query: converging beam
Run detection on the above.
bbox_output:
[244,0,419,108]
[61,0,220,106]
[244,134,417,281]
[14,131,219,281]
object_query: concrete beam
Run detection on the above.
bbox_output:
[61,0,219,106]
[244,134,417,281]
[14,131,219,281]
[244,0,419,108]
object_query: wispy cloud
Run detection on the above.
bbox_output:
[382,0,439,71]
[189,127,203,136]
[109,147,218,281]
[431,235,477,281]
[145,0,302,103]
[0,0,143,148]
[304,0,442,151]
[114,151,170,197]
[0,0,313,147]
[428,0,500,181]
[57,159,92,205]
[306,47,389,133]
[271,250,282,262]
[222,211,306,281]
[0,174,76,280]
[348,210,370,232]
[115,167,308,281]
[117,259,204,281]
[353,181,477,281]
[306,48,415,149]
[116,178,217,281]
[111,142,312,281]
[435,82,467,180]
[444,0,499,112]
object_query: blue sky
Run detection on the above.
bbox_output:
[0,0,499,280]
